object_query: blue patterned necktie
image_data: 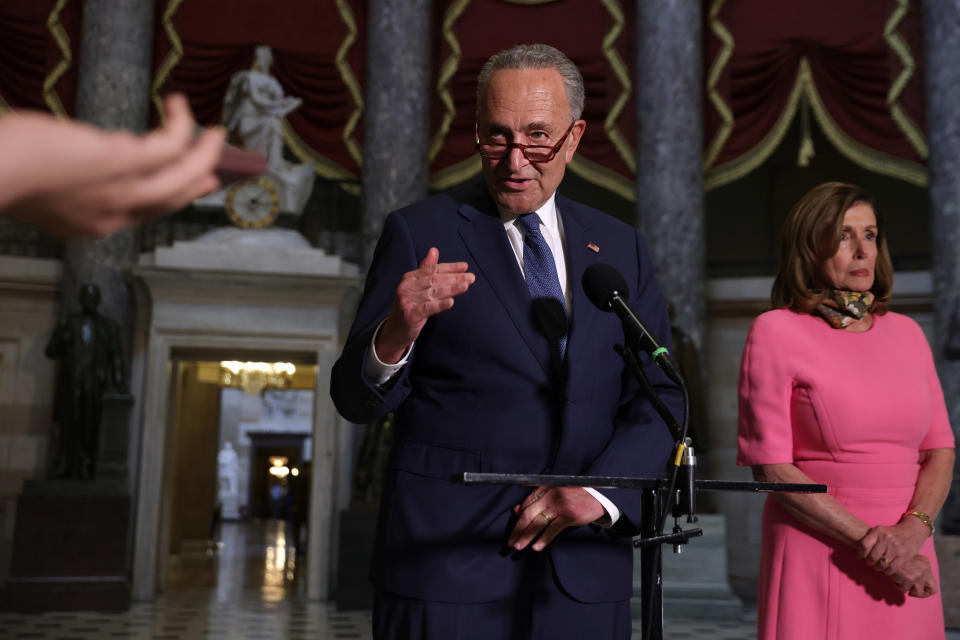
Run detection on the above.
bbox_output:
[516,213,567,357]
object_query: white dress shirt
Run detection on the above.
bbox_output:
[363,193,620,526]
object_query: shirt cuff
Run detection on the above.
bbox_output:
[583,487,620,528]
[362,319,413,385]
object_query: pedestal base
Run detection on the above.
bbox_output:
[0,483,131,612]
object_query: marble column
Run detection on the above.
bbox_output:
[635,0,756,603]
[923,0,960,533]
[61,0,155,348]
[635,1,706,352]
[361,0,431,268]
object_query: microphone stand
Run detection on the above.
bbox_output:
[615,336,696,640]
[453,338,827,640]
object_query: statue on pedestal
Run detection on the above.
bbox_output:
[194,45,316,216]
[217,441,242,519]
[45,284,126,479]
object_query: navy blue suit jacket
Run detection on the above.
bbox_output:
[331,182,681,604]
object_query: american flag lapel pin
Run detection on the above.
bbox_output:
[587,242,600,253]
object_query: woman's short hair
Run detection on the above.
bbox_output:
[771,182,893,315]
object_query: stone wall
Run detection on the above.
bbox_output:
[0,257,62,581]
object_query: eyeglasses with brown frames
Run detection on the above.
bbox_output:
[475,121,576,163]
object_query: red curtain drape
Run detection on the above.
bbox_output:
[0,0,929,194]
[704,0,927,188]
[0,1,80,115]
[152,0,366,178]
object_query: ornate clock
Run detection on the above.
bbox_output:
[224,177,281,229]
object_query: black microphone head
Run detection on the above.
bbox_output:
[531,297,568,342]
[582,263,629,311]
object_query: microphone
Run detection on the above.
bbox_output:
[582,263,682,384]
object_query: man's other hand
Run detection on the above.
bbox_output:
[507,486,605,552]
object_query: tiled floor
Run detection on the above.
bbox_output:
[0,521,957,639]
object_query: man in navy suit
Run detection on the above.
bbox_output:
[331,44,681,639]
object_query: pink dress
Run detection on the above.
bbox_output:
[737,309,955,640]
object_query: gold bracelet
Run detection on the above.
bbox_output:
[903,510,935,536]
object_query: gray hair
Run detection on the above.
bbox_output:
[476,44,585,120]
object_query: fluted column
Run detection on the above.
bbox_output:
[61,0,155,351]
[924,0,960,533]
[361,0,431,268]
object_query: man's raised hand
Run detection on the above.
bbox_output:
[374,247,475,364]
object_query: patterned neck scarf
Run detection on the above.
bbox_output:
[812,289,874,329]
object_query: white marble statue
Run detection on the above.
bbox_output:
[195,45,315,215]
[217,441,241,519]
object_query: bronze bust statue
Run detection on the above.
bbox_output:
[45,284,126,479]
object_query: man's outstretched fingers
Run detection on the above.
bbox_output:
[420,247,440,271]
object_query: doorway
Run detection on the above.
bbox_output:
[159,358,318,603]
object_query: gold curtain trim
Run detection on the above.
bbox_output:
[151,0,188,123]
[328,0,364,168]
[428,0,470,163]
[703,0,733,170]
[43,0,72,119]
[569,154,635,201]
[803,58,927,186]
[599,0,635,173]
[282,119,358,181]
[281,0,364,179]
[429,154,481,191]
[884,0,928,159]
[704,59,806,190]
[706,58,927,190]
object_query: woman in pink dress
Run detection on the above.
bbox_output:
[737,182,956,640]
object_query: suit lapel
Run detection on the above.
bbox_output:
[558,194,603,369]
[456,192,552,375]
